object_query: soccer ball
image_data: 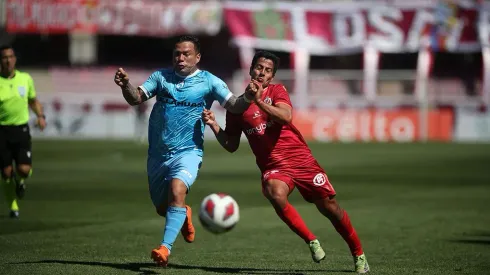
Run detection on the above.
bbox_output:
[199,193,239,234]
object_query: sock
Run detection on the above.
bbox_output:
[1,178,19,212]
[331,210,363,256]
[275,202,316,243]
[16,169,32,183]
[161,206,187,252]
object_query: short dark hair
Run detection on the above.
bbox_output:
[250,51,280,76]
[176,35,201,54]
[0,45,13,53]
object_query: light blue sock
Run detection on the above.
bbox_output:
[161,206,187,252]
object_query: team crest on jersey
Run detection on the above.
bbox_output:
[176,81,185,89]
[313,173,327,186]
[18,86,26,97]
[263,96,272,105]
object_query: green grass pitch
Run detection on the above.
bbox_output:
[1,140,489,275]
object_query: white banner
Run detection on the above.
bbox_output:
[454,108,490,142]
[30,95,228,140]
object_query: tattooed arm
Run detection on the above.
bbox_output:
[223,92,255,114]
[114,68,148,106]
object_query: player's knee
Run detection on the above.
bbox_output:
[16,165,31,178]
[266,189,287,203]
[168,179,188,207]
[263,180,289,203]
[316,196,343,220]
[1,166,13,179]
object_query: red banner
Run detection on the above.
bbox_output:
[224,1,483,54]
[293,109,454,142]
[6,0,222,37]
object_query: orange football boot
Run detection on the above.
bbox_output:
[151,245,170,267]
[180,205,195,243]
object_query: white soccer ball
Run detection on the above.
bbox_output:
[199,193,239,234]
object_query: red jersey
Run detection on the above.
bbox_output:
[225,84,316,172]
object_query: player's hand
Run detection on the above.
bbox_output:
[246,81,258,93]
[250,80,264,102]
[36,116,47,131]
[114,68,130,87]
[202,109,216,126]
[244,81,258,102]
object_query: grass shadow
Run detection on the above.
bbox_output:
[12,260,353,274]
[452,239,490,246]
[12,260,159,275]
[168,263,353,274]
[452,231,490,246]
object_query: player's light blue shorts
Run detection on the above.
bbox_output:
[147,150,203,208]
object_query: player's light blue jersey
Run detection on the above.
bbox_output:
[140,69,232,158]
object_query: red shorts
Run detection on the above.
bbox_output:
[261,164,336,203]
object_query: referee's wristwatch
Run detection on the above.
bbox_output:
[38,114,46,119]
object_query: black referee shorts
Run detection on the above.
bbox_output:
[0,124,32,169]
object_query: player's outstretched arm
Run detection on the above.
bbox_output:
[223,92,254,114]
[202,109,240,153]
[114,68,147,106]
[210,74,256,114]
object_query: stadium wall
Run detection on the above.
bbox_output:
[26,94,490,143]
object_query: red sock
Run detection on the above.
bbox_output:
[331,210,363,256]
[275,203,316,243]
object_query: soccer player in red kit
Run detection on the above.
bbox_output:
[202,51,370,274]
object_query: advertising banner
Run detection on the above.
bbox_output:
[224,1,482,54]
[30,96,454,143]
[29,95,229,140]
[6,0,222,37]
[292,109,454,142]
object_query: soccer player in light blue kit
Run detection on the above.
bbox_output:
[114,35,255,267]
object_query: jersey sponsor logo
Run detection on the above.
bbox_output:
[180,169,193,178]
[245,120,274,135]
[263,96,272,105]
[18,86,26,97]
[313,173,327,186]
[160,97,205,107]
[263,170,279,180]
